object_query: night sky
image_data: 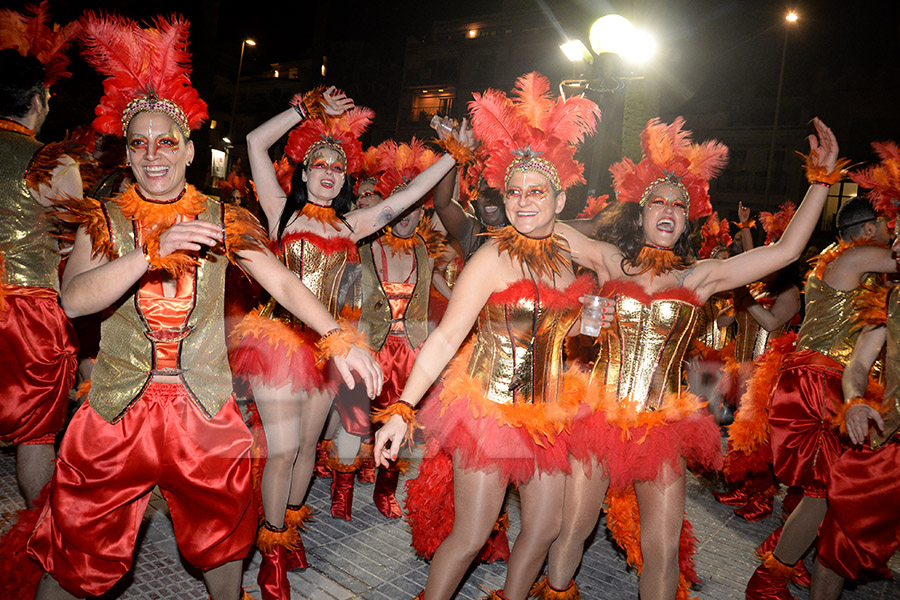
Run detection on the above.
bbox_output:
[26,0,900,149]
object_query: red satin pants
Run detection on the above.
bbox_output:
[27,383,256,597]
[818,442,900,580]
[0,291,77,445]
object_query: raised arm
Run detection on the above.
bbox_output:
[555,221,616,283]
[688,118,839,297]
[841,325,887,445]
[246,87,353,230]
[744,285,800,331]
[432,165,479,249]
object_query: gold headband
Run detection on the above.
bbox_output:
[639,176,690,212]
[303,138,347,166]
[122,94,190,139]
[504,156,561,191]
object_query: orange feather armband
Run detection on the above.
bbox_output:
[315,322,370,363]
[798,149,851,186]
[434,136,475,166]
[833,395,887,435]
[372,402,419,449]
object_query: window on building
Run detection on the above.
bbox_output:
[409,88,455,122]
[820,181,859,231]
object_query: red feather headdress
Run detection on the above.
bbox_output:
[610,117,728,221]
[576,194,610,219]
[850,141,900,229]
[219,169,248,200]
[284,105,374,176]
[0,1,79,87]
[78,13,207,138]
[352,145,383,195]
[698,211,732,258]
[469,72,600,192]
[759,201,796,245]
[374,138,440,201]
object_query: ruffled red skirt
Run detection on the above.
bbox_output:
[568,391,723,491]
[229,308,330,394]
[0,291,77,445]
[818,443,900,580]
[768,349,845,496]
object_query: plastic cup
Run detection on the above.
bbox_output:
[581,294,611,336]
[430,114,455,135]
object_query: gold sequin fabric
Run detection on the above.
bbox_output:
[695,294,732,351]
[873,287,900,448]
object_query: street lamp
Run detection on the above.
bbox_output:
[763,12,798,210]
[227,38,256,142]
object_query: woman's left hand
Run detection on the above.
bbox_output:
[322,85,354,116]
[808,117,838,171]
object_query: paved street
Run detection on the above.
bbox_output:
[2,430,899,599]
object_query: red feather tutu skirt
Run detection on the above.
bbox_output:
[229,307,331,394]
[569,390,723,491]
[404,345,590,558]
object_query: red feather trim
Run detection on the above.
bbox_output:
[49,194,115,261]
[850,141,900,225]
[487,274,592,310]
[798,150,851,186]
[600,279,701,306]
[852,281,890,330]
[699,212,732,259]
[78,13,207,135]
[0,1,79,86]
[273,156,295,196]
[278,230,358,260]
[0,483,50,599]
[284,106,373,175]
[832,384,887,435]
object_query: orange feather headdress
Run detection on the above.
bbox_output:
[78,12,207,138]
[469,72,601,192]
[698,211,732,258]
[576,194,610,219]
[759,201,796,245]
[610,117,729,221]
[219,169,248,201]
[374,138,440,200]
[284,103,374,176]
[849,141,900,229]
[352,145,383,195]
[0,1,79,87]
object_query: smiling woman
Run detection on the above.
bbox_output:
[126,112,194,200]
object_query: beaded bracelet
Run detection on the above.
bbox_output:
[289,93,308,119]
[809,180,831,188]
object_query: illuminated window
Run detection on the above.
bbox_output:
[409,88,455,122]
[821,181,859,231]
[467,29,478,38]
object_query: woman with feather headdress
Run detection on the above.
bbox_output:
[228,86,474,598]
[375,72,604,600]
[531,117,844,600]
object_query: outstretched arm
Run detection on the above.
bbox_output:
[687,118,838,298]
[745,285,800,331]
[246,87,353,231]
[374,246,505,463]
[237,245,383,397]
[555,221,616,283]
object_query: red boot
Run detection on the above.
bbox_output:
[755,526,783,558]
[256,522,301,600]
[283,505,311,570]
[713,485,751,506]
[373,467,402,519]
[745,552,797,600]
[357,442,376,483]
[313,440,332,478]
[735,485,777,521]
[531,574,582,599]
[329,456,360,521]
[790,560,811,588]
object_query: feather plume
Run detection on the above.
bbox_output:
[283,105,373,175]
[78,12,207,135]
[850,141,900,225]
[374,138,439,202]
[698,212,732,258]
[758,202,796,245]
[0,1,79,86]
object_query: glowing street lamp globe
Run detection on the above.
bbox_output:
[589,14,656,64]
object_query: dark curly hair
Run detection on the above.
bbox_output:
[276,161,355,240]
[595,201,697,273]
[0,50,46,119]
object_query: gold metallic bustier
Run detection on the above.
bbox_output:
[734,291,789,362]
[260,234,351,323]
[591,293,699,411]
[695,294,731,351]
[467,284,581,406]
[0,131,59,290]
[796,274,878,367]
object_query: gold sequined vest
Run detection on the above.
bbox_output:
[796,273,879,367]
[0,130,59,290]
[468,279,584,405]
[88,194,233,423]
[590,284,700,411]
[358,238,431,351]
[695,294,732,351]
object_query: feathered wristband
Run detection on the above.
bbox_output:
[434,136,475,166]
[797,149,851,186]
[315,322,370,363]
[735,220,756,230]
[833,396,886,435]
[372,402,419,449]
[289,86,327,122]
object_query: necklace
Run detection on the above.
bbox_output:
[630,244,685,277]
[487,225,569,279]
[301,201,343,231]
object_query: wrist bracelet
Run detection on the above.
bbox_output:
[397,400,417,411]
[315,322,370,363]
[140,243,151,264]
[810,180,831,188]
[289,93,308,119]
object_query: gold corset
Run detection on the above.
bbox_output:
[695,294,731,350]
[734,290,789,362]
[591,288,700,411]
[796,274,878,367]
[260,232,353,323]
[468,281,582,406]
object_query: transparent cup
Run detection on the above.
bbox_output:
[430,114,456,136]
[581,294,611,336]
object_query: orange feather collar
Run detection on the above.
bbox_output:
[301,202,343,231]
[486,225,569,279]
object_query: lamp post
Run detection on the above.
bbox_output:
[763,12,798,210]
[227,38,256,144]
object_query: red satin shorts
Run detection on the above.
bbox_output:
[27,382,256,597]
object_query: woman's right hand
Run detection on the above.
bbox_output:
[322,85,354,116]
[333,345,384,399]
[808,117,838,171]
[451,117,478,151]
[738,202,751,224]
[374,414,408,466]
